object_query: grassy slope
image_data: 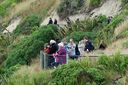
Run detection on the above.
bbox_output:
[1,0,57,24]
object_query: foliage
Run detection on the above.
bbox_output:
[0,4,6,17]
[67,31,97,44]
[123,41,128,48]
[2,23,7,30]
[57,0,85,19]
[49,60,105,85]
[87,68,105,84]
[7,70,52,85]
[5,25,55,68]
[13,14,40,38]
[97,14,125,45]
[121,0,128,6]
[97,51,128,75]
[90,0,102,7]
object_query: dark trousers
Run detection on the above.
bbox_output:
[52,62,59,67]
[47,57,54,68]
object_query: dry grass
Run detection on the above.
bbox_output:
[13,55,52,75]
[115,18,128,36]
[4,0,57,23]
[103,37,128,55]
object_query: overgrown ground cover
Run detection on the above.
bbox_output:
[0,0,128,85]
[1,51,128,85]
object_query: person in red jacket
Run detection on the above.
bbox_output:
[44,43,50,54]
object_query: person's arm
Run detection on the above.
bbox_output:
[90,42,94,51]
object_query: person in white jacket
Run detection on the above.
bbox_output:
[78,40,85,55]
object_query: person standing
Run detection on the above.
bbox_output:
[78,40,85,55]
[54,18,57,24]
[58,42,67,64]
[48,18,53,25]
[84,37,94,53]
[67,39,76,59]
[48,40,58,68]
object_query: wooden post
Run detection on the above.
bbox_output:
[44,52,47,69]
[40,50,44,69]
[67,53,69,63]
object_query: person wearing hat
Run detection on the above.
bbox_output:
[48,18,53,25]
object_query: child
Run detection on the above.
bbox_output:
[44,43,50,54]
[52,52,59,68]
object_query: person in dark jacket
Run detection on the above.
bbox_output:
[48,18,53,25]
[99,40,107,50]
[48,40,58,68]
[54,18,57,24]
[84,36,94,53]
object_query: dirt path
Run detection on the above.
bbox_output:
[90,0,122,18]
[3,18,21,33]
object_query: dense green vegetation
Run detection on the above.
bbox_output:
[67,31,96,44]
[5,25,56,69]
[0,0,23,17]
[13,14,40,38]
[90,0,102,7]
[3,52,128,84]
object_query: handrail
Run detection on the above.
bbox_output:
[40,50,128,69]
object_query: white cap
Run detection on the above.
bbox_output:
[50,40,56,43]
[58,42,64,47]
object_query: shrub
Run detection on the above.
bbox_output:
[123,41,128,48]
[0,4,6,17]
[5,25,55,68]
[121,0,128,5]
[57,0,85,19]
[2,23,7,30]
[67,31,97,44]
[13,14,40,38]
[49,60,105,85]
[90,0,102,7]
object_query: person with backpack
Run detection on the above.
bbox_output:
[84,36,95,53]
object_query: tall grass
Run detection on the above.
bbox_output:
[115,19,128,37]
[3,0,57,23]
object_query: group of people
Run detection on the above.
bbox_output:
[44,37,107,69]
[48,18,57,25]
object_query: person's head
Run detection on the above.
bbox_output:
[101,40,106,47]
[70,39,73,44]
[50,18,52,20]
[50,40,56,45]
[44,43,48,47]
[58,42,64,49]
[84,36,88,42]
[55,18,56,20]
[79,41,82,44]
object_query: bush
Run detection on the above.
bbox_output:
[123,41,128,48]
[90,0,102,7]
[5,25,55,68]
[0,4,6,17]
[13,14,40,38]
[67,31,97,44]
[57,0,85,19]
[49,60,105,85]
[121,0,128,5]
[2,23,7,30]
